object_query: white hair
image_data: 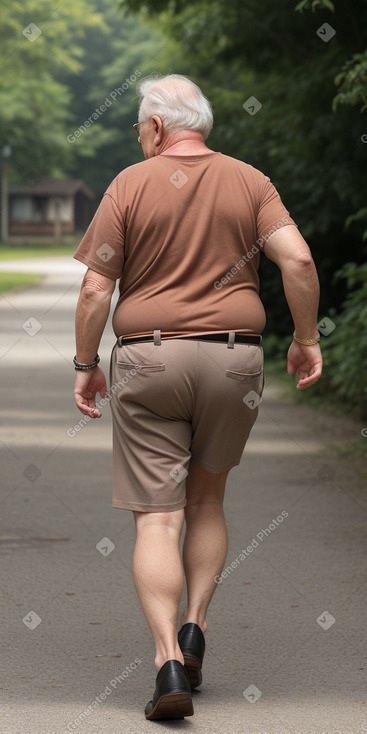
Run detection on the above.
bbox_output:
[136,74,213,140]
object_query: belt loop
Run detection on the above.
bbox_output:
[153,329,161,346]
[227,331,235,349]
[117,336,123,347]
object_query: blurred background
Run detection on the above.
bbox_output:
[1,0,367,417]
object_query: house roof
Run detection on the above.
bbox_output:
[9,178,95,199]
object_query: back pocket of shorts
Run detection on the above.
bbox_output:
[117,360,165,372]
[116,347,165,372]
[225,368,263,382]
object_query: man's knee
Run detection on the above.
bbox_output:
[134,509,185,531]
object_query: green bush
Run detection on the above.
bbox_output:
[313,262,367,418]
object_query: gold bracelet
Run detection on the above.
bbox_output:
[293,332,320,346]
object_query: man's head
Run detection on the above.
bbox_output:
[135,74,213,158]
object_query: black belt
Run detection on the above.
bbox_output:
[117,332,261,346]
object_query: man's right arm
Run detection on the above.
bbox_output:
[263,225,323,390]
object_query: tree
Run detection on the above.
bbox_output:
[0,0,167,194]
[0,0,104,184]
[61,0,167,193]
[296,0,367,240]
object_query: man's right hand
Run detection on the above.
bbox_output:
[287,341,323,390]
[74,366,109,417]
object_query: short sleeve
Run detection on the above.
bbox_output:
[73,192,125,280]
[256,177,297,250]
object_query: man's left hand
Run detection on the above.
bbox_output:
[74,366,109,417]
[287,341,323,390]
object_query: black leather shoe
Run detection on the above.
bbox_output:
[145,659,193,720]
[178,623,205,688]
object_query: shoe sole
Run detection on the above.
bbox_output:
[145,691,194,720]
[183,654,202,689]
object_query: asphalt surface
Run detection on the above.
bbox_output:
[0,257,366,734]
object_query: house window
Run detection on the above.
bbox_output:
[10,196,45,222]
[10,196,33,222]
[46,197,73,223]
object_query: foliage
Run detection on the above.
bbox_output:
[0,0,171,194]
[296,3,367,257]
[333,51,367,112]
[60,0,167,192]
[295,0,335,11]
[0,0,105,183]
[310,263,367,418]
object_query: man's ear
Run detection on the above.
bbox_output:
[152,115,163,145]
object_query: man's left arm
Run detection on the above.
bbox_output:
[74,268,116,418]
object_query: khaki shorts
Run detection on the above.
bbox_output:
[109,336,264,513]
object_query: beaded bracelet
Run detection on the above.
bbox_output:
[73,354,100,370]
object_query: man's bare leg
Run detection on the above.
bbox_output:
[133,509,185,671]
[180,460,229,633]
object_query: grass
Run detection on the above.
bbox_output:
[0,241,74,292]
[0,272,43,294]
[0,244,76,259]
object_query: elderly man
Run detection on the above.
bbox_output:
[73,74,322,720]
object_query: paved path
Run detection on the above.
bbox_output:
[0,258,366,734]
